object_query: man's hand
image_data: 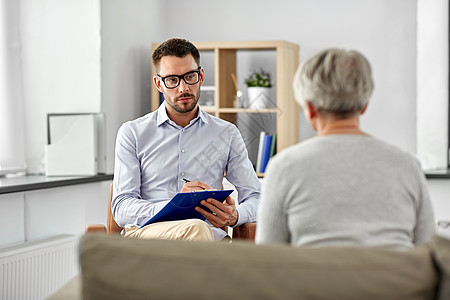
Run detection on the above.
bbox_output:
[180,181,212,193]
[195,196,238,228]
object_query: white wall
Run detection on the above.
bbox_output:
[100,0,165,173]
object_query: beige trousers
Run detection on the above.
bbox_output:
[124,219,214,241]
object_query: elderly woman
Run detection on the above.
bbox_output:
[255,48,435,248]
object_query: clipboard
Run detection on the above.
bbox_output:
[140,189,233,228]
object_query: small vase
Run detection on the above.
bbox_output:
[247,87,274,109]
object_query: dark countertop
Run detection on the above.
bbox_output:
[424,168,450,179]
[0,174,113,195]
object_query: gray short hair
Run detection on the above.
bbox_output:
[293,48,374,118]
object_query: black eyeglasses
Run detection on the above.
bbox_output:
[157,67,201,89]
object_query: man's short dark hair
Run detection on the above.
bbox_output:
[152,38,200,72]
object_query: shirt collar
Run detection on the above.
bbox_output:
[156,102,170,126]
[156,101,209,127]
[197,108,209,125]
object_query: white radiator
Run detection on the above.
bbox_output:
[0,234,79,300]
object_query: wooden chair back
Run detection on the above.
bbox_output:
[107,182,123,233]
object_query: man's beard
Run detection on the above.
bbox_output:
[166,91,200,114]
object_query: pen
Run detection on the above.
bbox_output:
[182,178,216,191]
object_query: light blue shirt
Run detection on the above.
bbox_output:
[112,103,261,240]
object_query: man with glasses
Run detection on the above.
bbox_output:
[112,38,261,241]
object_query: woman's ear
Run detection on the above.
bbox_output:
[303,100,318,131]
[305,101,317,120]
[360,102,369,115]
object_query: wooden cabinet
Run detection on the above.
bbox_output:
[151,41,300,169]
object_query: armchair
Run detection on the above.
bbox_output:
[86,183,256,240]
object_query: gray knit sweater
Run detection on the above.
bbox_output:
[255,135,436,248]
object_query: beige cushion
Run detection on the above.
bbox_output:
[431,235,450,300]
[80,233,437,300]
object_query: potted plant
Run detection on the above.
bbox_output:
[245,69,274,109]
[245,69,272,88]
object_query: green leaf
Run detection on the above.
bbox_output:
[245,69,272,87]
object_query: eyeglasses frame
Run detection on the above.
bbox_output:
[157,67,202,89]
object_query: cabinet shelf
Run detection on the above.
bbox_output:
[151,40,300,170]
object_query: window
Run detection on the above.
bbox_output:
[0,0,26,175]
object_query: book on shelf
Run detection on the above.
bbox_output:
[256,132,277,174]
[269,133,277,158]
[256,131,266,173]
[259,134,273,173]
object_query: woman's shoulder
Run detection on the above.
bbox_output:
[269,137,324,166]
[362,136,419,162]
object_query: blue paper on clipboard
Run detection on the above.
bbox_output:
[140,189,233,228]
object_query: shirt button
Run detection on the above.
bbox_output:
[181,149,185,153]
[181,172,185,176]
